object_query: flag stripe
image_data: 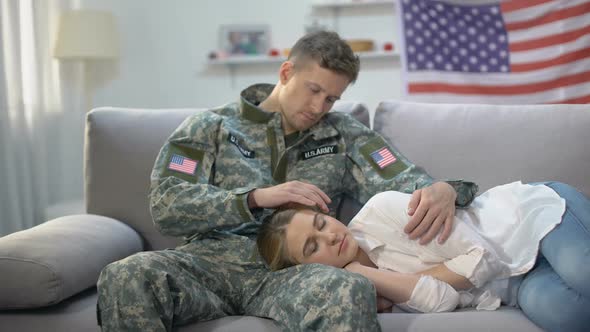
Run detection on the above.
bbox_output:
[407,58,590,86]
[412,58,590,86]
[511,34,590,63]
[404,82,590,104]
[408,70,590,95]
[505,2,590,31]
[547,93,590,104]
[511,46,590,72]
[503,0,588,23]
[510,24,590,52]
[169,164,195,173]
[507,12,590,44]
[501,0,555,13]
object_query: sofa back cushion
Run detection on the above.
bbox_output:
[373,101,590,197]
[85,102,370,250]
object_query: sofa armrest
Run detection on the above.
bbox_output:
[0,214,143,309]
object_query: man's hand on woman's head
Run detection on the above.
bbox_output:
[404,182,457,245]
[248,181,331,213]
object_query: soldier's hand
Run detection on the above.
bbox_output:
[248,181,331,213]
[404,182,456,245]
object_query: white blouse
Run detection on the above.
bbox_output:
[348,181,566,311]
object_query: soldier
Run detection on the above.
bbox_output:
[96,30,478,331]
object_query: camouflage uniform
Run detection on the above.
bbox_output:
[97,84,478,331]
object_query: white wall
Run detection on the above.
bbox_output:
[80,0,404,119]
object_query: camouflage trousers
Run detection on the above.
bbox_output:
[96,232,381,331]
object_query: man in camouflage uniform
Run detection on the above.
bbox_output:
[97,31,478,331]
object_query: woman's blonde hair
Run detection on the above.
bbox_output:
[257,208,302,271]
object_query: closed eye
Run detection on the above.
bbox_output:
[305,81,340,104]
[304,239,317,256]
[303,214,325,257]
[305,81,322,93]
[310,215,327,254]
[310,241,318,254]
[318,215,326,230]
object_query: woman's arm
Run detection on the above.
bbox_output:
[419,263,474,290]
[344,261,418,304]
[345,261,462,313]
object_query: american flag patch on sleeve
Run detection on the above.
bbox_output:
[370,147,397,169]
[168,154,197,175]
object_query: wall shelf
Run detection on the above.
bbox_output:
[208,1,399,87]
[208,55,285,66]
[208,50,399,66]
[208,51,399,88]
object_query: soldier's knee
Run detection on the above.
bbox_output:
[98,252,155,294]
[340,270,375,299]
[306,264,375,301]
[98,261,123,292]
[97,261,125,309]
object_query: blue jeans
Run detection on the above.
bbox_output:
[517,182,590,332]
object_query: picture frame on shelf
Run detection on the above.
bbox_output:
[219,24,271,56]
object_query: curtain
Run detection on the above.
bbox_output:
[0,0,83,236]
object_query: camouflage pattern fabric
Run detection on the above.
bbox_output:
[97,233,380,331]
[97,83,478,331]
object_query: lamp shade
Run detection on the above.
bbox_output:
[53,10,119,59]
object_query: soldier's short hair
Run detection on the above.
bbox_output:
[288,30,360,84]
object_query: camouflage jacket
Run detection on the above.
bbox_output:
[149,84,478,239]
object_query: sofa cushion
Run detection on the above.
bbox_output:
[0,289,541,332]
[373,101,590,197]
[0,215,142,309]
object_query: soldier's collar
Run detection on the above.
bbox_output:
[290,114,340,141]
[239,83,339,140]
[240,83,275,123]
[308,114,340,140]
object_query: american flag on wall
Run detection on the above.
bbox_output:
[398,0,590,104]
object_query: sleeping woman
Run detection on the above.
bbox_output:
[256,181,590,332]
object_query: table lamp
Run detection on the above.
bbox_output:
[53,10,119,111]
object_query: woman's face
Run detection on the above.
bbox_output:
[285,210,359,268]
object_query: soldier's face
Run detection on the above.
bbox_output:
[285,210,359,268]
[278,61,350,134]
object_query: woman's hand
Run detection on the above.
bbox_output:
[404,182,457,245]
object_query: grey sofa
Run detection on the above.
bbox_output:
[1,100,589,331]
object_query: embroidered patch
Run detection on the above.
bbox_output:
[301,145,338,160]
[168,154,198,175]
[359,137,408,179]
[370,147,397,169]
[228,132,255,158]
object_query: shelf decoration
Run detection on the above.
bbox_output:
[213,24,271,59]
